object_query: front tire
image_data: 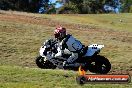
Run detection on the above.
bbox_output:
[76,76,87,85]
[88,55,111,74]
[35,56,56,69]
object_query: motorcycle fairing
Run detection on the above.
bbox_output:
[84,44,104,56]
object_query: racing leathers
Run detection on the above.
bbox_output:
[55,34,84,67]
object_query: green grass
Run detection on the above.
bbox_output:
[0,11,132,88]
[41,13,132,32]
[0,21,51,66]
[0,66,131,88]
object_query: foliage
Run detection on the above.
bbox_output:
[82,0,105,14]
[121,0,132,12]
[59,0,132,13]
[46,4,56,14]
[58,0,106,14]
[57,3,80,14]
[0,0,53,13]
[0,0,132,13]
[0,0,39,12]
[130,5,132,13]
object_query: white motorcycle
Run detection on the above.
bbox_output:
[35,39,111,74]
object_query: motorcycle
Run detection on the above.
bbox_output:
[35,39,111,74]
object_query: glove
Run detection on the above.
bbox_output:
[55,50,63,58]
[55,46,64,58]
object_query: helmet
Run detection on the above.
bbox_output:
[54,26,66,40]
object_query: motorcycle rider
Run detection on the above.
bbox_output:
[54,26,85,68]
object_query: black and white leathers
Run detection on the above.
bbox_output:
[55,34,83,64]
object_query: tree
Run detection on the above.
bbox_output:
[58,0,106,14]
[0,0,43,12]
[121,0,132,12]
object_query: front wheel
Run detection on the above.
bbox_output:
[76,76,87,85]
[35,56,56,69]
[88,55,111,74]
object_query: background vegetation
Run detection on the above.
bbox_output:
[0,0,132,13]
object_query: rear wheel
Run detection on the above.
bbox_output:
[35,56,56,69]
[88,55,111,74]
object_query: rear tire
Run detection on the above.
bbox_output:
[35,56,56,69]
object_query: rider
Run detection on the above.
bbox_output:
[54,26,85,67]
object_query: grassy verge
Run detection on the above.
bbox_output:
[0,66,132,88]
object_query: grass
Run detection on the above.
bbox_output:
[0,21,54,67]
[41,13,132,32]
[0,11,132,88]
[0,66,77,88]
[0,66,131,88]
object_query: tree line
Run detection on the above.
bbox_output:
[58,0,132,13]
[0,0,40,12]
[0,0,132,13]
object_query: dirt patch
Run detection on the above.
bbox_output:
[0,13,95,30]
[0,13,132,44]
